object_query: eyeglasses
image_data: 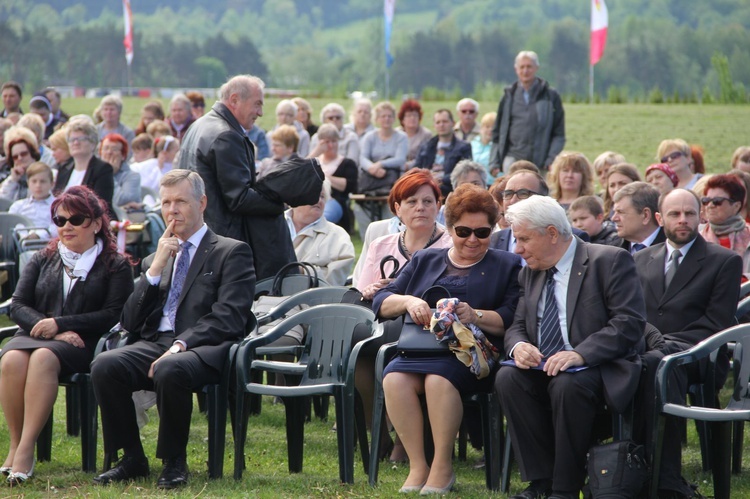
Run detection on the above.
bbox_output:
[502,188,539,200]
[701,196,733,207]
[192,103,205,109]
[11,150,29,161]
[660,151,683,163]
[52,214,89,227]
[460,109,477,114]
[326,115,343,121]
[453,226,492,239]
[67,136,90,145]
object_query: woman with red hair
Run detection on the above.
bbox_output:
[699,173,750,270]
[397,99,432,170]
[0,186,133,484]
[356,170,453,300]
[100,133,142,209]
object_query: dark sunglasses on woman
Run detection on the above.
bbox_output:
[453,226,492,239]
[52,214,88,227]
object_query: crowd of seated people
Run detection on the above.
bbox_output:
[0,73,749,499]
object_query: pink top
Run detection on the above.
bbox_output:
[358,230,453,289]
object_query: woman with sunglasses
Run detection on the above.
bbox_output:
[656,138,702,189]
[374,183,522,494]
[308,103,360,163]
[698,174,750,269]
[0,127,42,202]
[54,120,115,215]
[0,186,133,485]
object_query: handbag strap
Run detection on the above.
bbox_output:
[271,261,319,296]
[379,255,400,280]
[419,285,452,308]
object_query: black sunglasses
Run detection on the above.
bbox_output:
[660,151,683,163]
[52,214,88,227]
[453,226,492,239]
[501,188,539,200]
[701,196,733,207]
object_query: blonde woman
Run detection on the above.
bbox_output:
[547,152,595,211]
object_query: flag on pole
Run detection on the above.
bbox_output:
[123,0,134,65]
[384,0,395,68]
[590,0,608,65]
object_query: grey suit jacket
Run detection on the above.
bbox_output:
[634,235,741,346]
[504,238,645,413]
[121,229,256,370]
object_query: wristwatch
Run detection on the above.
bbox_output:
[474,310,483,323]
[169,344,183,354]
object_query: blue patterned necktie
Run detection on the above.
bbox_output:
[539,267,564,358]
[632,243,646,253]
[166,241,192,331]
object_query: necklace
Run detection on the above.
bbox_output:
[448,248,486,269]
[399,223,440,260]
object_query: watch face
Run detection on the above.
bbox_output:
[169,345,181,354]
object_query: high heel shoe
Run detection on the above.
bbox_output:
[0,467,11,476]
[419,473,455,495]
[399,481,427,493]
[7,460,35,486]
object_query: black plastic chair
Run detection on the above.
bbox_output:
[234,304,379,483]
[0,213,34,296]
[367,341,505,491]
[650,323,750,499]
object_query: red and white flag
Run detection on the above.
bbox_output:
[123,0,134,65]
[590,0,608,65]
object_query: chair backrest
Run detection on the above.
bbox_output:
[0,196,13,212]
[741,280,750,300]
[737,295,750,323]
[254,274,330,300]
[0,213,34,261]
[294,304,375,386]
[728,326,750,408]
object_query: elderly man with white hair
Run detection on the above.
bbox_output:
[495,195,645,499]
[454,97,480,142]
[489,50,566,174]
[265,99,310,157]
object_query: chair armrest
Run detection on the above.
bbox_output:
[256,345,304,357]
[374,341,398,383]
[0,325,19,343]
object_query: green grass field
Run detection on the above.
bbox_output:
[1,100,749,496]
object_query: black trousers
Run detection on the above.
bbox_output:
[495,365,603,493]
[91,333,220,460]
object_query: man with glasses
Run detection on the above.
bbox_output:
[414,109,472,197]
[489,50,566,175]
[633,188,741,499]
[454,98,480,142]
[611,182,665,254]
[491,170,588,258]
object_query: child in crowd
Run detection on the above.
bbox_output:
[568,195,622,247]
[130,133,154,164]
[9,161,57,242]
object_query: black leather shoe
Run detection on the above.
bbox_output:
[549,493,579,499]
[157,456,189,489]
[92,455,149,485]
[511,479,552,499]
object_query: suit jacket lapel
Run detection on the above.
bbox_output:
[646,245,667,302]
[176,230,217,310]
[159,255,174,303]
[526,269,546,343]
[566,241,588,329]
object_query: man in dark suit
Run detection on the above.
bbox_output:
[496,196,645,499]
[634,188,741,498]
[91,170,255,489]
[612,181,665,254]
[413,109,472,197]
[490,170,588,257]
[178,74,294,280]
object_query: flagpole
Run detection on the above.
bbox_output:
[386,69,390,100]
[589,64,594,103]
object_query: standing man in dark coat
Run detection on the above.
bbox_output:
[489,51,565,175]
[178,74,294,280]
[91,170,255,489]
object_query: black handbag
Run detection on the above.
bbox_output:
[584,440,649,499]
[396,286,452,357]
[357,167,400,196]
[341,256,401,310]
[255,157,325,207]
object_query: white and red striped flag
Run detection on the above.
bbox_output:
[590,0,608,65]
[123,0,134,65]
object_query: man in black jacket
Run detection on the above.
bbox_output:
[177,74,294,280]
[489,51,565,174]
[413,109,472,197]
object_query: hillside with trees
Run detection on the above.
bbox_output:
[0,0,748,102]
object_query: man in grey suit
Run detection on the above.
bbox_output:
[634,188,741,498]
[496,196,645,499]
[91,170,255,489]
